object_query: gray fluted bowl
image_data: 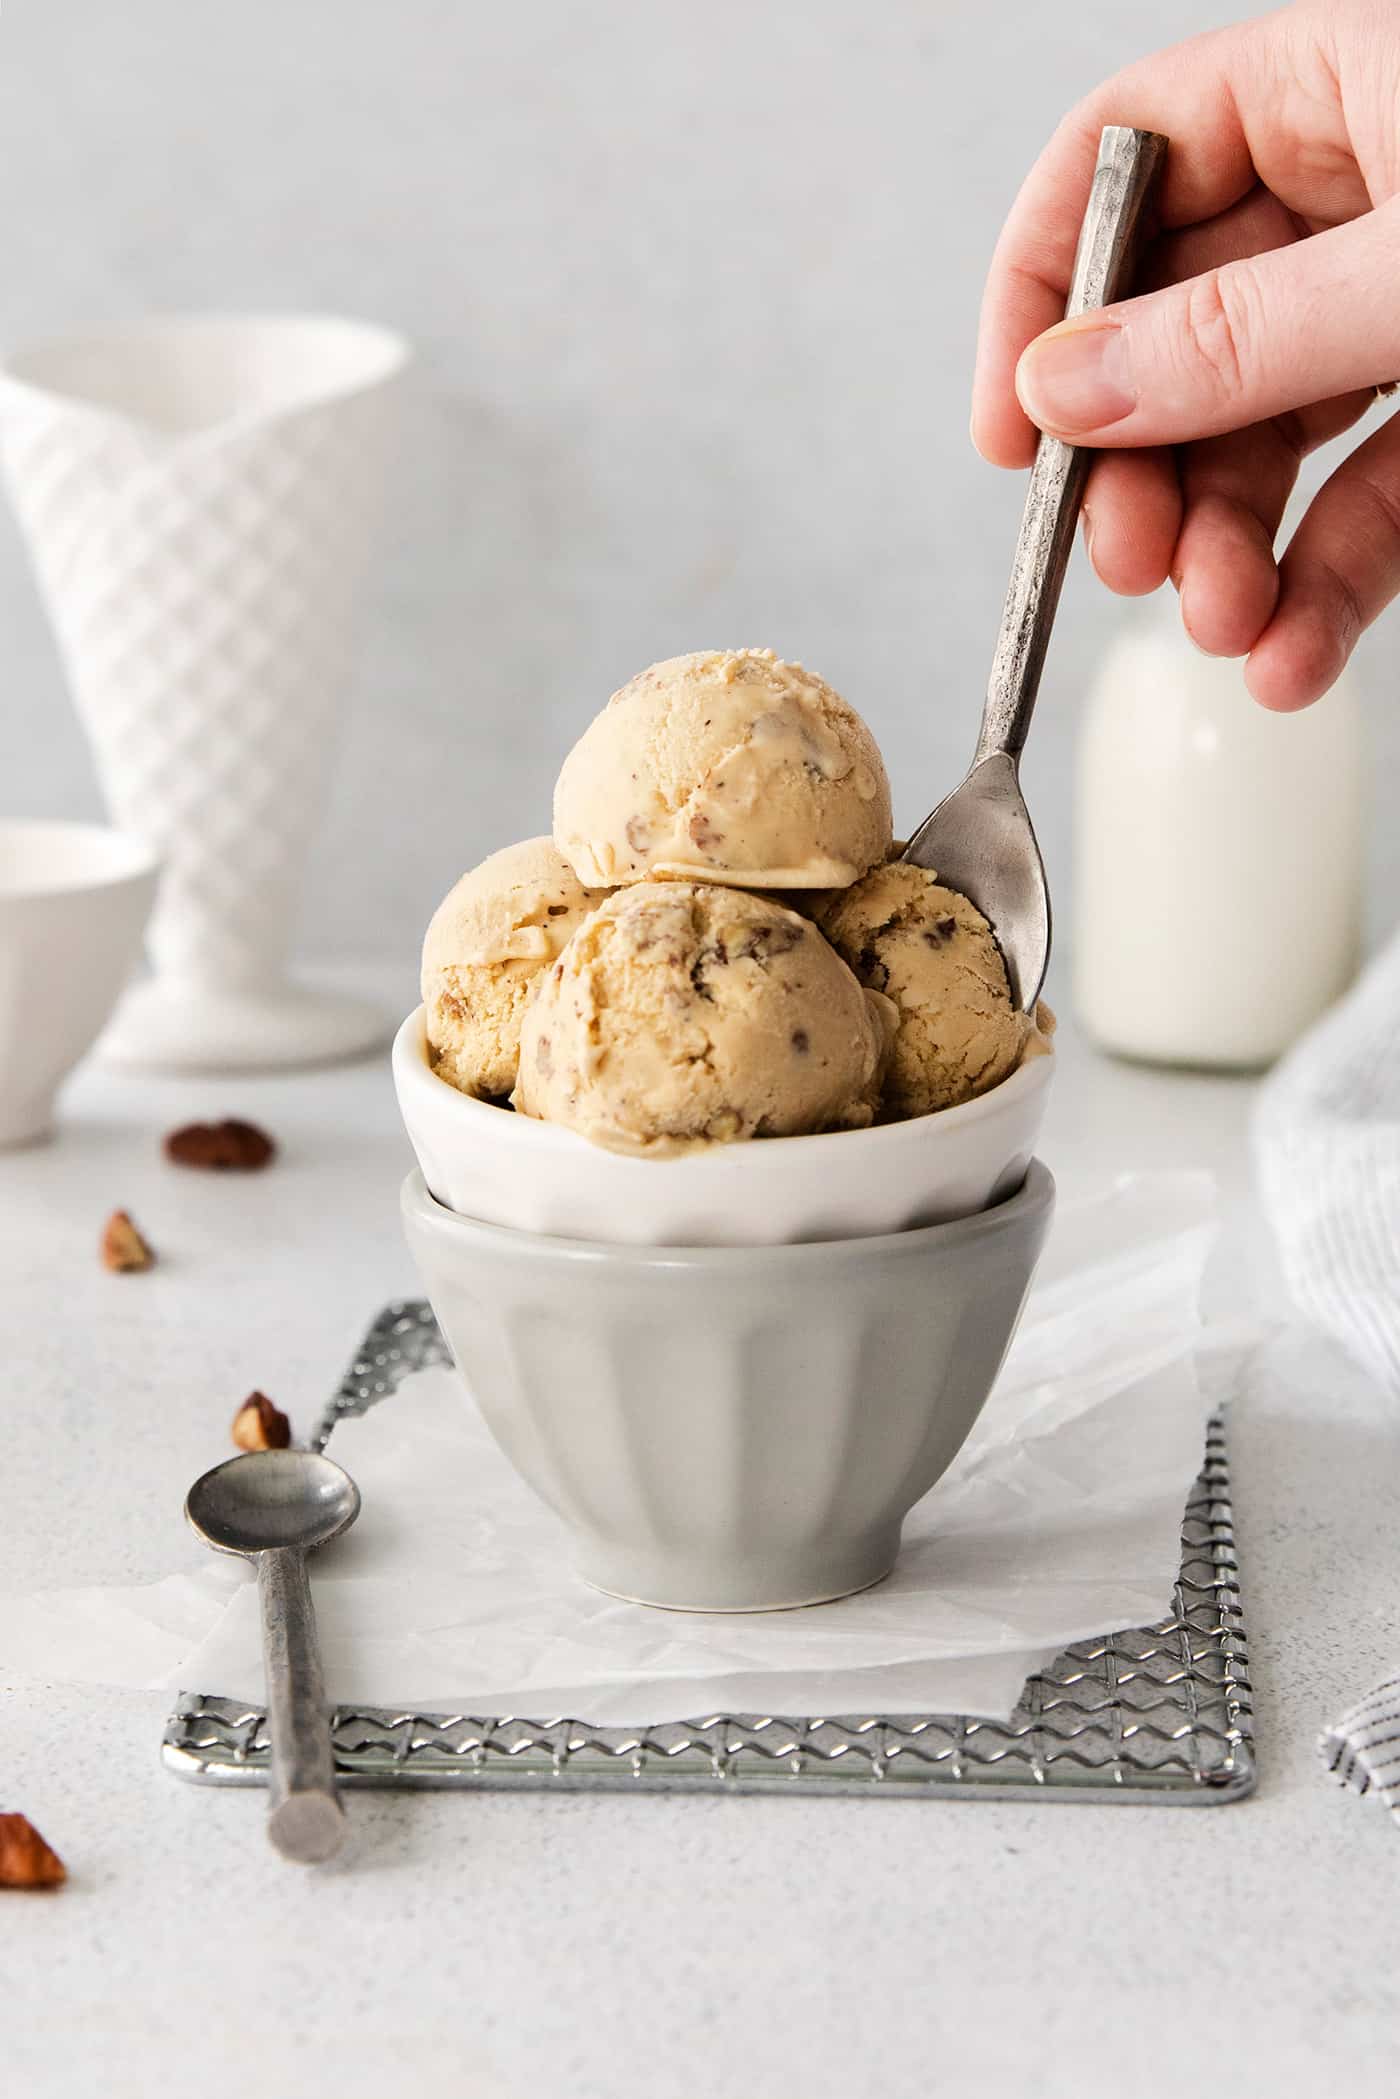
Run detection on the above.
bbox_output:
[402,1162,1054,1612]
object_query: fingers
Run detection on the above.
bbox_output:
[972,22,1260,466]
[1080,186,1307,622]
[1176,493,1281,656]
[1078,185,1307,620]
[1142,182,1303,294]
[1246,407,1400,709]
[1015,202,1400,449]
[1170,391,1376,654]
[1177,416,1303,653]
[1081,450,1181,595]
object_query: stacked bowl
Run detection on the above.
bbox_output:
[395,649,1056,1611]
[397,1023,1053,1610]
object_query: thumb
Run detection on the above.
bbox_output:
[1015,203,1400,446]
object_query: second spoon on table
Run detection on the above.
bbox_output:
[185,1447,360,1863]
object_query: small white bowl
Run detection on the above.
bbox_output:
[0,820,159,1146]
[393,1004,1053,1246]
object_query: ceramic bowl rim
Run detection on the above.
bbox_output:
[0,819,160,902]
[393,1003,1054,1167]
[402,1157,1054,1270]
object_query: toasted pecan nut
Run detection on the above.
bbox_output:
[165,1119,276,1172]
[0,1814,66,1889]
[100,1208,155,1272]
[232,1391,292,1452]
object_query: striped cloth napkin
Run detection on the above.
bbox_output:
[1255,929,1400,1820]
[1320,1680,1400,1812]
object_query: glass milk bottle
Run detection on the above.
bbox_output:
[1074,606,1365,1068]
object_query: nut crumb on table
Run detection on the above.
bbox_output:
[0,1815,66,1890]
[164,1119,276,1171]
[100,1208,155,1272]
[231,1391,292,1451]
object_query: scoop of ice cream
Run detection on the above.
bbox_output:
[515,882,894,1155]
[553,649,893,890]
[817,860,1029,1116]
[422,837,605,1099]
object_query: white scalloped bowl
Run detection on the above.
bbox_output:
[392,1005,1052,1246]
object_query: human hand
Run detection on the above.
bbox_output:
[972,0,1400,708]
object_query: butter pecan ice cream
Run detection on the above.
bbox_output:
[817,860,1032,1116]
[422,837,606,1098]
[552,649,892,891]
[515,883,894,1155]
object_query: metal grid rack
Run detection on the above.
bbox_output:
[165,1302,1254,1804]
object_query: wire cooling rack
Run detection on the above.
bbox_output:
[164,1300,1255,1804]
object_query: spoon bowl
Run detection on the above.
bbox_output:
[904,753,1050,1013]
[186,1450,361,1558]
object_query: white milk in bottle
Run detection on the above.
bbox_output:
[1073,605,1365,1068]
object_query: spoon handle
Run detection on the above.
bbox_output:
[257,1546,347,1863]
[974,124,1168,767]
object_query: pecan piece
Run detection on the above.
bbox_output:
[231,1391,292,1451]
[855,942,891,994]
[100,1209,155,1272]
[165,1119,276,1171]
[739,920,803,964]
[0,1815,66,1890]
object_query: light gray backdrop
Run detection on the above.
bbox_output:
[1,0,1392,991]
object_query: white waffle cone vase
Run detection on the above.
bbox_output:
[0,314,409,1070]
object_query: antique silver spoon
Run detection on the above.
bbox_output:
[186,1449,360,1863]
[903,123,1168,1011]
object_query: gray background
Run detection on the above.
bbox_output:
[1,0,1392,990]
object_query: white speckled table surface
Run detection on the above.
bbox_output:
[3,1016,1398,2098]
